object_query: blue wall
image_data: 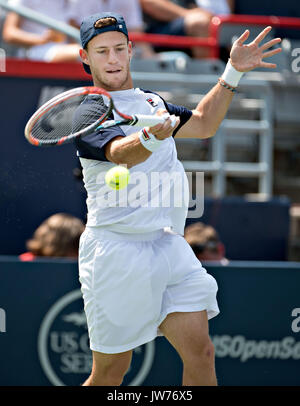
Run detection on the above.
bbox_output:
[0,75,91,255]
[186,197,290,261]
[1,258,300,386]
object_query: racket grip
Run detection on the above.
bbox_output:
[133,114,177,128]
[169,115,177,128]
[133,114,165,127]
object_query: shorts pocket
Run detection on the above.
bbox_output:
[92,241,155,327]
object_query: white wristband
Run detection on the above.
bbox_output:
[139,128,164,152]
[221,60,244,88]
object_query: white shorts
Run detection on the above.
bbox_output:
[79,227,220,354]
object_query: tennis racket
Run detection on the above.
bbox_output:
[24,86,176,147]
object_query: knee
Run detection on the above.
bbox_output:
[89,357,131,386]
[100,362,129,385]
[182,337,215,368]
[184,10,213,36]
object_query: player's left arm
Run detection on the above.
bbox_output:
[175,26,282,139]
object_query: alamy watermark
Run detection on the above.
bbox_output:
[95,170,204,219]
[0,48,6,73]
[291,308,300,333]
[0,308,6,333]
[291,48,300,73]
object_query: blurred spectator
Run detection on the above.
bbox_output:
[2,0,81,62]
[184,222,229,265]
[68,0,156,59]
[194,0,234,15]
[140,0,234,58]
[19,213,85,261]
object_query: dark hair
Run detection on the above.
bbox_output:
[184,222,220,255]
[26,213,85,257]
[94,17,118,29]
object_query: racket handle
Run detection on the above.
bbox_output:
[133,114,177,128]
[168,115,178,128]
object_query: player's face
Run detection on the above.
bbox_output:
[81,31,133,91]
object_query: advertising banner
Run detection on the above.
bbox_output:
[1,258,300,386]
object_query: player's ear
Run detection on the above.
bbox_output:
[79,48,89,65]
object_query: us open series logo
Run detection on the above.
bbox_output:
[37,290,155,386]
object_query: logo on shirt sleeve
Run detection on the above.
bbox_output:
[146,98,158,107]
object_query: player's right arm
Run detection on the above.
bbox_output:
[74,100,180,168]
[105,114,179,168]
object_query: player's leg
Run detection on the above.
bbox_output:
[159,310,217,386]
[79,229,166,386]
[82,350,133,386]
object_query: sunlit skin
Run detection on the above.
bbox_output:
[79,31,133,91]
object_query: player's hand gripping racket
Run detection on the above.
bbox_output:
[24,86,176,146]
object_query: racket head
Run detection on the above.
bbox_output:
[24,86,113,147]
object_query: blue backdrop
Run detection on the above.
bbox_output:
[1,258,300,386]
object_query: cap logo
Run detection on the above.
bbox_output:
[94,17,117,29]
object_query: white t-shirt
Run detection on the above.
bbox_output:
[75,88,193,235]
[68,0,144,30]
[195,0,231,15]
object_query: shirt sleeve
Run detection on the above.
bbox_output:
[73,97,126,162]
[163,101,193,137]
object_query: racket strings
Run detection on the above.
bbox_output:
[74,98,109,131]
[30,94,110,143]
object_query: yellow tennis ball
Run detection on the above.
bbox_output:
[105,166,130,190]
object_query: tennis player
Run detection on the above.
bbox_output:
[76,12,281,386]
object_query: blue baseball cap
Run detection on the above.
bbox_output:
[80,12,129,74]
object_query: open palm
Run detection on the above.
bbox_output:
[230,26,282,72]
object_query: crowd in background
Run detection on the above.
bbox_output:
[19,213,228,266]
[0,0,234,62]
